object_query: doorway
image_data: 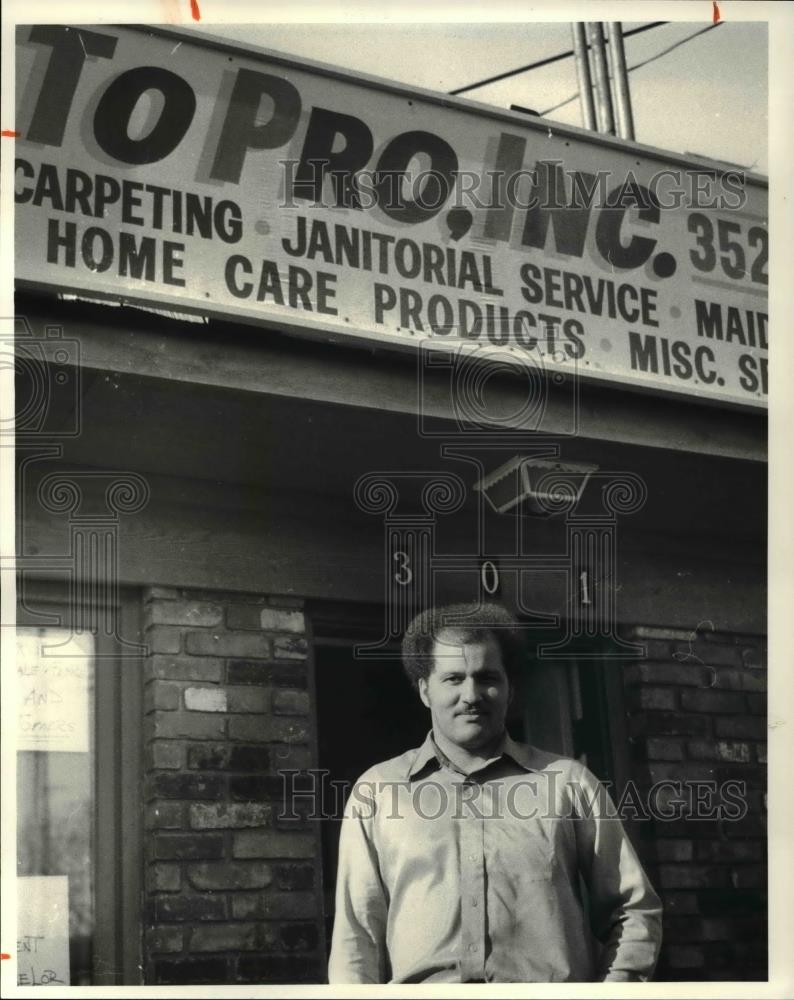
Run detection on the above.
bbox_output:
[311,610,426,949]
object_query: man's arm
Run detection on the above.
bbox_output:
[571,764,663,982]
[327,782,389,984]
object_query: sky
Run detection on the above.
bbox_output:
[192,13,769,174]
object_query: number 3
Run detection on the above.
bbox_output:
[688,213,716,272]
[394,550,412,586]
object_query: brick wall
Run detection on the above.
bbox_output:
[623,625,767,981]
[141,586,324,985]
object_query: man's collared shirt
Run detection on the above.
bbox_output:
[328,732,662,983]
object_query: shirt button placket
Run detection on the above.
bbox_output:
[459,781,486,982]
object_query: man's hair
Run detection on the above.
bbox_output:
[401,602,524,689]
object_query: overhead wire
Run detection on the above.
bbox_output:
[449,21,667,95]
[539,21,725,116]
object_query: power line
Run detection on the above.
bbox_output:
[540,21,724,116]
[449,21,667,96]
[630,20,722,73]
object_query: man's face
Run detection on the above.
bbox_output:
[418,629,511,752]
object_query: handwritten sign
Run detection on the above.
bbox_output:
[16,629,92,754]
[16,876,71,987]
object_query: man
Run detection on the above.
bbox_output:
[328,602,662,983]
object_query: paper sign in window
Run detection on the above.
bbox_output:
[16,876,71,987]
[17,630,92,754]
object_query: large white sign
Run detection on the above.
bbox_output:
[16,876,71,987]
[14,25,767,408]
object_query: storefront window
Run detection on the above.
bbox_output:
[14,588,143,987]
[16,628,96,986]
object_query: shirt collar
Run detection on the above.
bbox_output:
[407,731,440,779]
[501,732,542,772]
[407,730,541,780]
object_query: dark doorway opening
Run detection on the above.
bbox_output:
[311,605,428,951]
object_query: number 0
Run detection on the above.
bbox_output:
[481,560,500,595]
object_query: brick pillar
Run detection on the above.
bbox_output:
[622,625,767,981]
[141,587,324,985]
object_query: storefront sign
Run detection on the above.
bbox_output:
[16,876,71,987]
[14,25,767,408]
